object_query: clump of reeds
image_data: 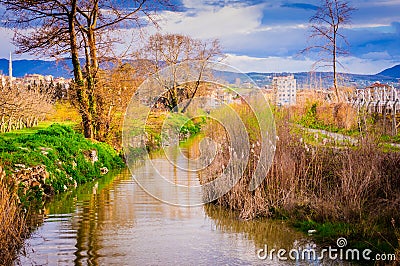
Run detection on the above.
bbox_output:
[391,218,400,263]
[200,104,400,249]
[199,101,272,220]
[0,166,27,265]
[270,120,400,225]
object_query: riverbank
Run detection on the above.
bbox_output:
[0,124,124,265]
[16,156,304,265]
[199,106,400,260]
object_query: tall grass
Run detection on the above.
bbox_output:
[200,104,400,252]
[0,167,26,265]
[199,101,271,219]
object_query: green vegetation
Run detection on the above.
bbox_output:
[178,116,204,136]
[381,133,400,144]
[293,220,354,240]
[144,112,206,150]
[297,102,359,136]
[0,121,76,140]
[300,102,320,128]
[296,102,400,155]
[293,219,396,255]
[0,124,124,207]
[0,101,80,140]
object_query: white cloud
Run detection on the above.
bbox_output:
[254,24,309,32]
[0,27,43,60]
[362,51,392,60]
[344,24,392,29]
[0,0,398,76]
[222,53,397,75]
[223,53,314,73]
[338,56,396,74]
[0,27,15,58]
[156,4,264,39]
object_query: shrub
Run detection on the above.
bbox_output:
[298,101,358,132]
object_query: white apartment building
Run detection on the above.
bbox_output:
[272,75,297,106]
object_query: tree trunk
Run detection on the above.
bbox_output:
[88,28,99,73]
[6,116,12,132]
[181,68,205,113]
[69,0,93,139]
[81,5,100,140]
[17,117,22,130]
[69,1,84,86]
[0,115,4,133]
[333,29,339,102]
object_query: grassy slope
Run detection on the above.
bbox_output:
[0,121,76,140]
[0,124,124,206]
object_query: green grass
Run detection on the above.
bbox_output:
[293,220,354,241]
[0,124,124,207]
[379,143,400,152]
[295,102,360,138]
[292,219,395,255]
[381,133,400,144]
[0,121,77,140]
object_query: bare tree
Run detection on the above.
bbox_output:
[0,83,54,132]
[0,0,170,139]
[138,33,221,112]
[303,0,355,101]
[94,63,143,146]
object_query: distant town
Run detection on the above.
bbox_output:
[1,55,399,108]
[0,54,71,100]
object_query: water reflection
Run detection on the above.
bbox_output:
[204,204,307,252]
[17,143,336,265]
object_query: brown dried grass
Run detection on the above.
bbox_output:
[200,107,400,238]
[0,166,26,265]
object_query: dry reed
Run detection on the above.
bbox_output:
[0,166,27,265]
[199,106,400,250]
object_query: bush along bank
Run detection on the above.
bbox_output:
[0,124,124,264]
[144,112,205,151]
[200,109,400,260]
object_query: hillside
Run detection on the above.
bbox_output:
[0,59,72,78]
[378,64,400,78]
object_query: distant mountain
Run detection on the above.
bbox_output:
[377,64,400,79]
[0,58,73,78]
[0,58,125,78]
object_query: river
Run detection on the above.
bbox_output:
[17,143,325,265]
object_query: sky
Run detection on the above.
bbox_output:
[0,0,399,74]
